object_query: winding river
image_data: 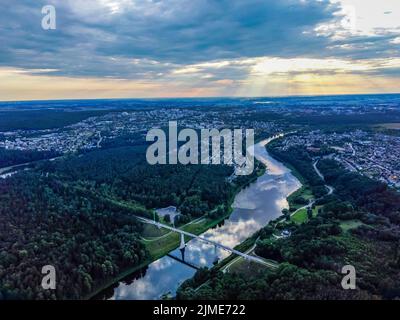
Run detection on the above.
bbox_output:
[97,136,301,300]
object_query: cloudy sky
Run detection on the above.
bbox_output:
[0,0,399,100]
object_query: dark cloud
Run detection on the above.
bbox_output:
[329,32,400,60]
[0,0,398,79]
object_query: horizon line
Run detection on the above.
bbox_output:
[1,92,400,104]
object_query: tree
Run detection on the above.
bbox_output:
[282,209,291,221]
[307,207,313,219]
[259,225,274,239]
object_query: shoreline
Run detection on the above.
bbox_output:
[211,138,304,272]
[88,133,299,300]
[87,160,266,300]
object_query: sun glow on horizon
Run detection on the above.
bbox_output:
[0,0,399,101]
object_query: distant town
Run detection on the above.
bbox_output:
[1,103,400,191]
[279,130,400,189]
[0,107,280,154]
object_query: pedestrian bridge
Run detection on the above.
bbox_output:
[137,216,277,269]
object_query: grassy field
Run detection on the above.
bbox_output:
[216,237,258,270]
[226,258,269,276]
[291,205,322,225]
[141,224,171,238]
[287,185,314,211]
[143,232,181,260]
[291,208,308,224]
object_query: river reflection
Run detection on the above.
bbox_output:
[98,137,301,300]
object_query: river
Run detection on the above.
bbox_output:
[0,156,62,178]
[97,136,301,300]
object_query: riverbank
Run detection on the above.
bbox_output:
[94,134,302,300]
[0,156,63,176]
[209,141,307,273]
[87,162,266,300]
[177,135,305,292]
[265,141,314,212]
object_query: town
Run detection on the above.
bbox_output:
[0,107,282,154]
[279,130,400,189]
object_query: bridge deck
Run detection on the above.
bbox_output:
[138,216,277,268]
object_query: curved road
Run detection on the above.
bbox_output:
[287,159,334,220]
[313,160,334,196]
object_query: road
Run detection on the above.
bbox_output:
[286,160,334,220]
[313,160,334,196]
[96,132,103,148]
[221,237,277,272]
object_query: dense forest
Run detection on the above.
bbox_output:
[318,159,400,226]
[178,145,400,300]
[288,110,400,128]
[1,144,254,299]
[0,149,59,168]
[267,140,327,198]
[0,171,148,300]
[0,110,110,131]
[177,263,372,300]
[40,146,256,224]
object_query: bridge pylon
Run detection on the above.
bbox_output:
[179,233,186,250]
